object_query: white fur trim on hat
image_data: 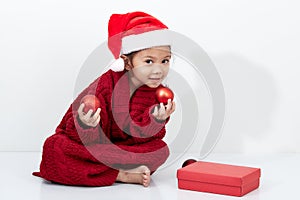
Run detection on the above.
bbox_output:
[109,57,125,72]
[121,29,172,55]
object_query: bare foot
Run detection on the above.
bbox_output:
[116,165,151,187]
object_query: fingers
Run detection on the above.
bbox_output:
[165,99,172,110]
[158,103,166,116]
[88,108,101,126]
[92,108,101,126]
[161,99,175,115]
[152,99,176,121]
[94,107,101,118]
[152,105,158,116]
[78,103,85,116]
[95,114,101,125]
[170,100,176,113]
[88,108,101,122]
[152,103,165,120]
[78,105,101,127]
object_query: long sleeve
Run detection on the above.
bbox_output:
[111,76,170,144]
[33,70,171,186]
[128,102,170,139]
[55,105,101,145]
[55,71,115,145]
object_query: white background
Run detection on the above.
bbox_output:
[1,0,299,153]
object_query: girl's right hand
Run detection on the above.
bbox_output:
[77,103,101,127]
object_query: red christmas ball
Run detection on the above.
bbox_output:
[156,86,174,105]
[80,95,100,114]
[182,159,197,168]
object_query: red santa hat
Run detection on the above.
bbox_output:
[108,11,172,71]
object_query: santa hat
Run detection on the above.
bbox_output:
[108,11,172,72]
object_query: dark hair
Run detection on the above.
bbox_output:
[123,46,172,69]
[123,51,138,65]
[122,50,138,70]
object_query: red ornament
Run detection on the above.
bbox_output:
[156,86,174,105]
[182,159,197,168]
[80,95,101,114]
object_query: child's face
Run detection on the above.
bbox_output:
[125,46,171,88]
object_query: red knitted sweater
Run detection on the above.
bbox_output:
[33,70,170,186]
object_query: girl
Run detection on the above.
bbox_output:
[33,11,175,187]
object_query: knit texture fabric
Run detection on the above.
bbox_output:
[33,70,170,186]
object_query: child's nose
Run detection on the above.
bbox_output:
[151,64,164,74]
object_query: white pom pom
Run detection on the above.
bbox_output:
[110,57,125,72]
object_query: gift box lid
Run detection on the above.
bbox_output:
[177,161,261,187]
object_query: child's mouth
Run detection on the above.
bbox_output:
[149,78,161,83]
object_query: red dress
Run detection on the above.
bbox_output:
[33,70,170,186]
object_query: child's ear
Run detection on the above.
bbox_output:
[120,55,133,70]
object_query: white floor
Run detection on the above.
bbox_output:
[1,152,299,200]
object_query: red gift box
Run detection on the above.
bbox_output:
[177,161,261,197]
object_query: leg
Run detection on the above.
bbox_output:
[85,139,170,172]
[36,134,119,186]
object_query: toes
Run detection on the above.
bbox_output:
[143,174,147,179]
[142,174,151,187]
[143,179,150,187]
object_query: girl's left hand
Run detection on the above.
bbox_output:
[152,99,176,121]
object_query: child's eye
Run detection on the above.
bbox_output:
[145,59,153,64]
[162,59,169,64]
